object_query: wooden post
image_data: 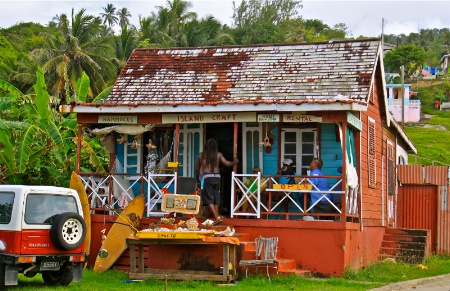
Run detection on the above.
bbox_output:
[175,124,180,162]
[76,124,82,173]
[341,123,347,222]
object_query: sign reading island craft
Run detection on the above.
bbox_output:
[161,194,201,215]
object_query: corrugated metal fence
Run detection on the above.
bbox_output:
[397,165,450,254]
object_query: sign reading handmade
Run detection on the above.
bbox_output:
[273,184,312,190]
[161,194,201,214]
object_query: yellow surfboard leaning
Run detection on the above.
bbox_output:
[69,172,91,261]
[94,194,145,272]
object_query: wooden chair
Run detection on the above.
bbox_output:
[239,236,278,282]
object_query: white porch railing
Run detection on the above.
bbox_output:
[231,172,351,220]
[78,172,177,217]
[146,173,177,217]
[77,171,358,221]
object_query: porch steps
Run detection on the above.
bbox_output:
[237,236,311,277]
[379,227,429,264]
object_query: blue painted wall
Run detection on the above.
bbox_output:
[320,123,343,188]
[262,122,279,176]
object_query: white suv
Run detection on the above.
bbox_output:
[0,185,87,286]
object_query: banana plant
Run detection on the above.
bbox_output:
[0,68,109,184]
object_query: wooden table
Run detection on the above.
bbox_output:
[126,236,239,283]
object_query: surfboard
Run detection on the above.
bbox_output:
[69,172,91,264]
[93,194,145,272]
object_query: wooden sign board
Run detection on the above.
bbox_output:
[273,184,312,190]
[161,194,201,214]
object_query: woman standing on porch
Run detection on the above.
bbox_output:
[196,138,239,225]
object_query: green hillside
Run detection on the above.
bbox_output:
[406,81,450,165]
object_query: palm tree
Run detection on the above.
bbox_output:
[114,24,139,69]
[0,55,37,93]
[183,16,235,47]
[153,0,197,47]
[100,3,119,28]
[32,8,117,102]
[117,7,132,29]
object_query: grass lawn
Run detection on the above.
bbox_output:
[405,82,450,165]
[11,255,450,290]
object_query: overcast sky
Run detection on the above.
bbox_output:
[0,0,449,38]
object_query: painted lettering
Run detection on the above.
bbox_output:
[211,114,236,121]
[284,115,322,123]
[177,115,204,122]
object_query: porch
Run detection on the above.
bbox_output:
[80,170,373,276]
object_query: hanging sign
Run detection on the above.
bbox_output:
[98,115,137,124]
[162,112,256,124]
[283,114,322,123]
[258,114,279,122]
[347,112,362,131]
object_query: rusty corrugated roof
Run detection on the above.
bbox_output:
[104,39,380,107]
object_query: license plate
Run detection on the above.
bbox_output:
[40,260,60,271]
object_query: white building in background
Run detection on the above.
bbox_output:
[386,83,421,123]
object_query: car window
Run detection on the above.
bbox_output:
[25,194,79,224]
[0,192,14,224]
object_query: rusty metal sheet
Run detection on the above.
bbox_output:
[424,166,449,186]
[437,185,450,254]
[398,165,449,186]
[397,185,437,252]
[398,165,423,184]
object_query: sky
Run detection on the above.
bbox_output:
[0,0,449,38]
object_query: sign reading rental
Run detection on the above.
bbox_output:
[283,114,322,123]
[162,112,256,124]
[98,115,137,124]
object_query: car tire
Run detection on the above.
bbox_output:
[50,212,86,250]
[42,267,73,286]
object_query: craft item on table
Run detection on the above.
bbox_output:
[214,226,235,237]
[159,217,175,224]
[186,217,199,231]
[202,219,214,227]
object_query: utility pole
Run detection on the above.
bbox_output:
[381,18,384,50]
[401,65,405,129]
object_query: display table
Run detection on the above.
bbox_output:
[126,236,239,283]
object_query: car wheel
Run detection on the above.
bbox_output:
[50,212,86,250]
[42,267,73,286]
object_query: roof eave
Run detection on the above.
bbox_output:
[60,102,368,114]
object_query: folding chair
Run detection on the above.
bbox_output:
[239,236,278,282]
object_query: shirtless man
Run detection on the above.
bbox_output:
[195,138,239,224]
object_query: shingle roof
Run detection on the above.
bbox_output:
[105,39,380,107]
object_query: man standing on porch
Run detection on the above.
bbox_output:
[196,138,239,225]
